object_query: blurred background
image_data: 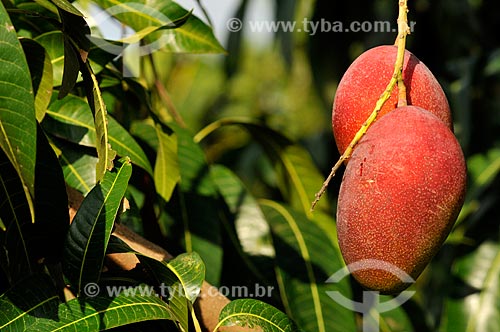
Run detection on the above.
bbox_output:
[141,0,500,200]
[88,0,500,329]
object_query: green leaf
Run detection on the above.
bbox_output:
[211,164,274,257]
[34,31,65,87]
[44,94,153,175]
[32,125,69,261]
[89,0,224,53]
[54,138,97,196]
[107,237,205,331]
[80,61,117,182]
[0,274,60,332]
[20,38,53,122]
[171,124,222,285]
[215,298,302,332]
[259,200,356,332]
[441,241,500,332]
[58,36,80,99]
[50,0,84,16]
[154,124,180,202]
[27,287,173,331]
[0,149,33,283]
[0,1,37,222]
[63,158,132,295]
[166,252,205,303]
[195,118,329,217]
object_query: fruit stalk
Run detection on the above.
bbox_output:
[311,0,410,211]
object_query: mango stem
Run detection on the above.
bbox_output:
[311,0,410,211]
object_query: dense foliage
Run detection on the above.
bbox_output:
[0,0,498,331]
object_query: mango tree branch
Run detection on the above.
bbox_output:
[311,0,410,211]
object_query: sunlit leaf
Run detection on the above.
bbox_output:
[34,31,65,87]
[50,0,84,16]
[0,2,37,222]
[259,200,356,332]
[44,94,153,175]
[28,287,173,331]
[210,164,274,258]
[441,241,500,332]
[89,0,224,53]
[107,237,205,331]
[215,298,301,332]
[54,138,97,196]
[195,118,330,217]
[80,62,117,181]
[0,274,60,331]
[154,124,180,202]
[168,123,222,286]
[20,39,53,122]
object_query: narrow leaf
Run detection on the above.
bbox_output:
[0,1,37,221]
[80,62,117,182]
[34,31,65,87]
[196,119,329,217]
[0,274,60,332]
[154,124,180,202]
[0,149,32,283]
[44,94,153,175]
[50,0,84,16]
[442,241,500,332]
[63,158,132,295]
[89,0,224,53]
[167,124,222,285]
[27,287,173,331]
[20,38,53,122]
[215,298,301,332]
[107,237,205,331]
[259,200,356,332]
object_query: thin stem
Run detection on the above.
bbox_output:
[311,0,410,211]
[147,53,187,128]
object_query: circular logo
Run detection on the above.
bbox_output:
[326,259,415,313]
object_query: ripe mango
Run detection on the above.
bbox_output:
[332,45,452,154]
[336,106,466,293]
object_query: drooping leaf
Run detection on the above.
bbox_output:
[54,138,97,196]
[27,286,173,331]
[195,118,329,217]
[0,274,60,332]
[44,94,153,175]
[31,125,69,262]
[20,38,53,122]
[63,158,132,295]
[80,61,117,182]
[50,0,84,16]
[210,164,274,257]
[259,200,356,332]
[58,36,81,99]
[167,123,222,286]
[0,1,37,221]
[154,124,180,202]
[89,0,224,53]
[34,31,65,87]
[215,298,301,332]
[107,237,205,331]
[441,241,500,332]
[0,149,33,283]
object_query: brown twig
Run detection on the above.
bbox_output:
[311,0,410,211]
